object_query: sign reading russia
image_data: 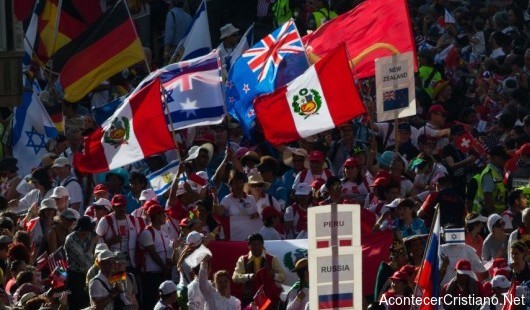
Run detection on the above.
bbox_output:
[308,204,362,310]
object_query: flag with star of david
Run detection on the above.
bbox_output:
[225,19,309,138]
[12,77,58,176]
[132,51,225,131]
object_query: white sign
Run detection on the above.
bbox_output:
[375,52,416,122]
[308,204,362,310]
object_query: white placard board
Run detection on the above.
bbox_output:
[308,204,362,310]
[375,52,416,122]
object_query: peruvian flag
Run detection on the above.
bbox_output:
[254,44,366,145]
[74,78,175,173]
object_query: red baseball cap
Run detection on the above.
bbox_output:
[142,199,159,210]
[111,194,127,207]
[428,104,447,115]
[390,270,408,282]
[146,204,165,216]
[343,157,358,168]
[308,150,325,162]
[370,177,390,188]
[311,178,326,190]
[93,184,109,194]
[262,206,280,219]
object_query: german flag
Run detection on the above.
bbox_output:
[52,0,145,102]
[31,0,101,65]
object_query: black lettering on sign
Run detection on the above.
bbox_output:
[321,265,351,273]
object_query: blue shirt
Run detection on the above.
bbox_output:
[164,7,192,46]
[125,191,140,214]
[394,218,428,238]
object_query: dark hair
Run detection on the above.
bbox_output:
[508,189,524,207]
[15,270,34,287]
[0,211,18,227]
[511,240,528,253]
[325,176,341,190]
[10,260,26,272]
[13,230,31,250]
[8,243,31,264]
[105,172,124,186]
[228,169,247,185]
[129,171,148,188]
[247,233,264,244]
[0,216,14,231]
[263,216,274,227]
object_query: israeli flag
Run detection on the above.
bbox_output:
[12,78,59,176]
[172,0,211,61]
[443,227,465,244]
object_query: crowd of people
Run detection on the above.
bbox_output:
[1,0,530,309]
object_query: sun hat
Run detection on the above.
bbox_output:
[60,209,77,221]
[220,23,240,40]
[487,214,503,233]
[139,189,157,201]
[186,143,214,162]
[186,231,204,247]
[97,249,116,262]
[93,198,112,212]
[246,172,271,191]
[159,280,178,295]
[50,186,69,198]
[39,198,58,212]
[52,157,71,168]
[282,147,309,169]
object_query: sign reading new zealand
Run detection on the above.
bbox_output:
[375,52,416,122]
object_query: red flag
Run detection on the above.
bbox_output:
[49,267,68,289]
[254,45,366,145]
[73,78,175,173]
[255,266,282,302]
[303,0,416,79]
[48,247,68,271]
[502,280,519,310]
[253,286,272,310]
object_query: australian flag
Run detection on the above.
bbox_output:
[382,88,409,111]
[225,20,309,138]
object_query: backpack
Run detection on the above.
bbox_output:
[136,225,155,271]
[104,214,145,268]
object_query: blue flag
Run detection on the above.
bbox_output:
[225,20,308,138]
[92,97,124,126]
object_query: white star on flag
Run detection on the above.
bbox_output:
[180,97,198,117]
[242,84,250,94]
[460,138,470,149]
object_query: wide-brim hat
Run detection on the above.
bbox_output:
[220,23,240,40]
[245,172,271,192]
[282,147,309,169]
[241,151,260,165]
[186,143,214,163]
[39,198,58,212]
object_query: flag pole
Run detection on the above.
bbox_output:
[121,0,151,74]
[411,204,440,310]
[50,0,64,59]
[160,83,183,162]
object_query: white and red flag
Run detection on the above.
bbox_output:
[74,78,175,173]
[254,44,366,145]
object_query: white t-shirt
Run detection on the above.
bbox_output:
[220,194,258,216]
[138,227,171,272]
[255,194,282,218]
[259,226,283,240]
[60,176,84,212]
[418,122,449,154]
[440,244,487,286]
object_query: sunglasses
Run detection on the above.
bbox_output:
[250,184,264,188]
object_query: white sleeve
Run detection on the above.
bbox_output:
[284,206,295,222]
[467,246,487,273]
[96,217,109,237]
[248,196,258,214]
[502,214,513,231]
[138,229,154,247]
[292,171,302,188]
[187,281,203,310]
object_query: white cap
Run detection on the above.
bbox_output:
[52,157,71,168]
[50,186,69,198]
[93,198,112,211]
[487,214,503,233]
[186,231,204,247]
[159,280,178,295]
[139,189,157,201]
[39,198,58,212]
[97,249,116,261]
[385,198,403,209]
[95,243,109,255]
[294,183,312,196]
[491,275,511,289]
[466,214,488,224]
